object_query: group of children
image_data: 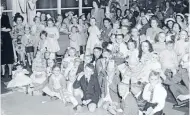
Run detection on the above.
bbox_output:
[6,0,190,115]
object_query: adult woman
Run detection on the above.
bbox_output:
[55,14,70,56]
[115,8,123,21]
[31,16,45,55]
[171,22,181,42]
[138,16,150,36]
[176,13,187,29]
[12,13,25,39]
[63,11,74,28]
[146,17,163,43]
[164,18,175,34]
[101,18,112,43]
[90,0,104,29]
[1,5,14,78]
[40,12,47,27]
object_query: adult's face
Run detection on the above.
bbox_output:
[47,20,54,27]
[35,17,40,24]
[180,31,187,40]
[90,18,96,26]
[167,21,173,29]
[93,1,98,8]
[158,33,166,42]
[141,17,148,25]
[173,23,180,33]
[122,19,129,26]
[180,55,189,69]
[41,14,46,21]
[93,49,102,59]
[151,20,158,28]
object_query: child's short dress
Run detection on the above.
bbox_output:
[69,33,80,52]
[45,27,60,53]
[86,25,101,55]
[79,24,88,46]
[7,69,32,88]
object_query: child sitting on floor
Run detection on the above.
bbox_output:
[142,70,167,115]
[43,65,79,107]
[7,64,31,94]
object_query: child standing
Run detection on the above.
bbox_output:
[14,35,26,65]
[86,18,102,55]
[22,26,34,66]
[69,26,81,53]
[7,64,32,93]
[45,18,60,59]
[159,41,178,75]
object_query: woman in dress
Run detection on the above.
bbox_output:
[90,0,105,29]
[146,17,163,43]
[1,5,14,78]
[86,18,102,55]
[56,14,70,56]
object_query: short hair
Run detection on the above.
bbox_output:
[166,40,174,45]
[127,39,137,49]
[149,70,160,79]
[103,18,112,23]
[94,47,102,51]
[33,16,40,22]
[40,30,48,37]
[103,49,112,54]
[47,18,54,23]
[85,63,95,71]
[116,34,124,38]
[154,32,166,43]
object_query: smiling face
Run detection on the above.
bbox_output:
[173,23,180,33]
[47,59,54,67]
[90,18,96,26]
[149,75,160,85]
[131,28,139,36]
[141,17,148,25]
[180,30,188,40]
[41,14,46,21]
[57,15,63,22]
[93,49,102,59]
[16,17,23,25]
[180,54,189,69]
[142,42,149,53]
[167,21,173,29]
[151,19,158,28]
[47,20,54,27]
[158,33,166,42]
[104,20,110,28]
[176,16,182,22]
[128,41,135,50]
[53,67,61,76]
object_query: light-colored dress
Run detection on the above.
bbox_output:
[7,69,32,88]
[91,8,105,29]
[45,27,60,53]
[153,43,166,54]
[146,27,163,43]
[56,23,70,55]
[174,40,189,62]
[79,24,88,46]
[69,33,81,52]
[86,25,101,55]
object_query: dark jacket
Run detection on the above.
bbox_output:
[73,74,101,104]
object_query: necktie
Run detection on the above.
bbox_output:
[150,89,154,102]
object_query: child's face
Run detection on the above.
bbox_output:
[128,42,135,50]
[173,23,180,32]
[71,27,77,33]
[90,18,96,26]
[104,20,110,28]
[53,67,61,76]
[16,18,23,25]
[93,49,102,58]
[141,17,148,25]
[116,35,123,44]
[131,28,138,36]
[84,56,92,63]
[158,33,166,42]
[180,31,187,40]
[110,35,116,43]
[152,53,159,61]
[68,49,76,57]
[25,27,30,34]
[142,42,149,53]
[47,60,54,67]
[180,56,189,69]
[84,67,93,77]
[41,34,46,40]
[35,17,40,23]
[149,75,159,85]
[176,16,182,22]
[166,43,174,50]
[113,23,120,29]
[79,19,83,25]
[41,14,46,21]
[72,18,78,24]
[121,27,128,35]
[47,21,54,27]
[57,16,63,22]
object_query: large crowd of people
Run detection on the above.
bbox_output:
[1,0,189,115]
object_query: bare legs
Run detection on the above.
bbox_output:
[1,64,12,76]
[1,65,6,76]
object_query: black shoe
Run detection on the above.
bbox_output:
[173,102,189,108]
[42,92,47,96]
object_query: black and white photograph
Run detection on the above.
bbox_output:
[0,0,189,115]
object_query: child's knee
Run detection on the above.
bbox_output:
[73,89,83,98]
[88,103,96,112]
